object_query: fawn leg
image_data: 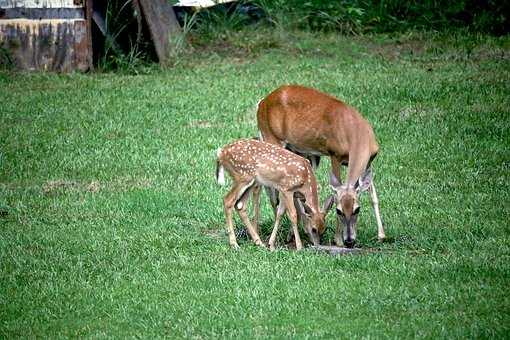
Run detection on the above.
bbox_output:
[287,195,305,243]
[268,199,286,251]
[224,184,243,249]
[237,210,265,247]
[281,192,303,250]
[236,185,265,247]
[264,186,279,214]
[251,185,261,234]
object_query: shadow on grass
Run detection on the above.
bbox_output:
[206,217,417,253]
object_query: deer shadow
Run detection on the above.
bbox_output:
[235,217,317,248]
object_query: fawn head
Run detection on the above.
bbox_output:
[296,195,335,246]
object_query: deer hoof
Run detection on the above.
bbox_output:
[254,239,266,248]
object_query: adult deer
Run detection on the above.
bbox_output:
[257,85,385,248]
[216,139,332,250]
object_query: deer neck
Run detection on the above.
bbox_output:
[302,176,320,215]
[345,144,371,188]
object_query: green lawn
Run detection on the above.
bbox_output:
[1,30,509,338]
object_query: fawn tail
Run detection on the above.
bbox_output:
[216,148,225,185]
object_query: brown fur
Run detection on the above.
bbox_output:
[257,85,384,247]
[217,139,327,250]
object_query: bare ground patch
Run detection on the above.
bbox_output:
[42,180,101,195]
[42,176,154,195]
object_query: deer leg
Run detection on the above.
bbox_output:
[307,155,320,171]
[286,226,294,244]
[259,132,282,216]
[265,186,279,213]
[331,156,343,184]
[268,199,287,251]
[286,194,303,243]
[281,192,303,250]
[331,156,344,246]
[369,181,385,241]
[235,183,265,248]
[238,208,265,248]
[334,216,344,247]
[251,184,261,234]
[223,184,243,249]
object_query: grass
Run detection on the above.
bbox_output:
[1,29,509,338]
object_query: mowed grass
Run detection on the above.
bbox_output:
[1,30,509,338]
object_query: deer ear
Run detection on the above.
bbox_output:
[357,168,373,193]
[295,199,311,217]
[329,172,341,190]
[322,195,335,214]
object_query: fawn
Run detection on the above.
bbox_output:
[216,139,333,250]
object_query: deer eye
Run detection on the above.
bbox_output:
[336,208,344,216]
[353,206,360,215]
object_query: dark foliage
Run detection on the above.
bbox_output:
[253,0,509,35]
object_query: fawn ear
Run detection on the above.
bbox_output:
[295,199,311,217]
[329,172,341,190]
[322,195,335,214]
[356,168,373,193]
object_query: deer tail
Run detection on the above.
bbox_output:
[216,148,225,185]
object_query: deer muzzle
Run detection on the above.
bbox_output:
[338,214,357,248]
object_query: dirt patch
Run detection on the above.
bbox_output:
[310,245,371,256]
[399,105,443,120]
[42,180,101,195]
[86,180,101,193]
[187,119,214,128]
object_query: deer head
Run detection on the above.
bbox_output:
[329,169,372,248]
[295,195,335,246]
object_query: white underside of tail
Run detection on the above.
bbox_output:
[216,148,225,185]
[217,165,225,185]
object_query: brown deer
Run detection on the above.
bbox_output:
[257,85,385,248]
[216,139,332,250]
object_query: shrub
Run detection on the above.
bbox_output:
[253,0,509,35]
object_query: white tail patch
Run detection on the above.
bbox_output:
[217,165,225,185]
[216,147,225,185]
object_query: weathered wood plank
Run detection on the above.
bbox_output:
[173,0,236,8]
[84,0,92,69]
[0,7,84,19]
[138,0,180,64]
[0,0,82,8]
[0,18,91,71]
